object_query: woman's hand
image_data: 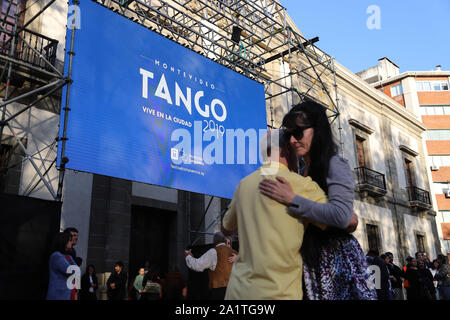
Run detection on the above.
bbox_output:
[345,212,358,233]
[258,176,296,206]
[228,253,237,264]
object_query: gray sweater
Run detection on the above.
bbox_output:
[288,155,354,229]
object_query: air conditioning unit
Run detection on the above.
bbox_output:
[431,165,439,171]
[446,190,450,198]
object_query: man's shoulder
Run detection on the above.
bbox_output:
[281,171,323,192]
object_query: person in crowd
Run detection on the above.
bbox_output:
[64,227,79,260]
[222,128,331,299]
[225,236,238,264]
[403,256,412,295]
[366,250,390,300]
[415,252,423,262]
[133,268,145,300]
[161,266,187,300]
[418,259,436,300]
[144,261,151,274]
[430,259,440,300]
[142,269,162,300]
[80,264,98,300]
[106,261,128,300]
[404,257,427,300]
[184,232,234,300]
[435,254,450,300]
[380,254,394,299]
[258,100,376,300]
[385,252,404,300]
[46,232,78,300]
[422,252,432,269]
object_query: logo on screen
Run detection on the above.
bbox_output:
[171,148,179,161]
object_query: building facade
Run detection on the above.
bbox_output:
[0,0,443,299]
[358,58,450,260]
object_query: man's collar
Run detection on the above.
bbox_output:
[260,161,290,172]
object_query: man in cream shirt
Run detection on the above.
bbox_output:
[222,129,327,300]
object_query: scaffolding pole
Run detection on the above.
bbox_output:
[0,0,69,201]
[0,0,20,148]
[56,0,78,201]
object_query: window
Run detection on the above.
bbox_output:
[0,143,12,172]
[0,143,12,189]
[367,224,380,253]
[355,136,366,168]
[0,1,26,44]
[427,130,450,140]
[416,234,426,255]
[420,105,450,116]
[390,84,403,96]
[416,80,450,92]
[429,155,450,167]
[405,159,414,188]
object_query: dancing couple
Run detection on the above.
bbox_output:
[222,99,377,300]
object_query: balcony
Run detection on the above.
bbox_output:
[355,167,387,197]
[406,186,432,210]
[0,20,59,83]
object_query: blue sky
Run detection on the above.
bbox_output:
[280,0,450,74]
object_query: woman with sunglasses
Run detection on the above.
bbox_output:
[259,100,377,300]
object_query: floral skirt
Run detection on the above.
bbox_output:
[303,235,378,300]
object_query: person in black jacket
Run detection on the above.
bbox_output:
[80,264,98,300]
[64,227,79,260]
[385,252,404,300]
[107,261,128,300]
[404,258,427,300]
[367,250,390,300]
[418,259,436,300]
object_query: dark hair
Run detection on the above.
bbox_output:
[282,100,339,272]
[431,259,440,270]
[385,252,393,257]
[51,232,72,254]
[380,254,388,260]
[437,254,448,265]
[115,261,124,268]
[86,264,96,275]
[74,257,83,267]
[213,232,226,244]
[282,100,338,193]
[367,249,379,257]
[64,227,79,234]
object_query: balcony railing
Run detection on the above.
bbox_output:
[0,20,59,72]
[355,166,387,196]
[406,186,431,209]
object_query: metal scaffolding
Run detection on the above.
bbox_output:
[0,0,342,212]
[0,0,75,201]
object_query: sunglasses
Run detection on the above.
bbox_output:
[284,126,312,140]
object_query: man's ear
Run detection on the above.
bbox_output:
[285,145,298,172]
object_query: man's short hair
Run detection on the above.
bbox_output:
[213,232,226,244]
[367,249,379,257]
[64,227,79,234]
[260,129,288,162]
[115,261,124,268]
